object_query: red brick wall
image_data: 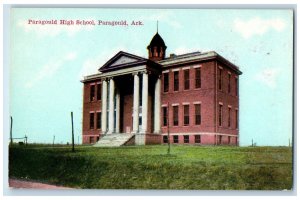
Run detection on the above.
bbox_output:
[161,61,216,134]
[160,60,239,145]
[145,134,162,145]
[82,81,102,144]
[216,62,239,136]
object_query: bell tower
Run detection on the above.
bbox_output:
[147,25,167,61]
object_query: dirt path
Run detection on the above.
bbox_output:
[9,178,72,189]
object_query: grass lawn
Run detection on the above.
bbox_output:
[9,145,293,190]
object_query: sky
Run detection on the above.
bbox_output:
[8,8,293,146]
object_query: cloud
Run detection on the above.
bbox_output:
[17,19,95,37]
[254,68,281,89]
[25,52,77,88]
[233,17,286,39]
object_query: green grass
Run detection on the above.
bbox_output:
[9,144,293,190]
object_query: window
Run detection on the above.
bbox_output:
[235,77,238,96]
[228,73,231,93]
[154,47,158,56]
[218,104,223,126]
[173,106,179,126]
[184,135,189,143]
[89,112,95,129]
[163,73,169,92]
[228,107,231,127]
[89,137,94,144]
[184,105,189,126]
[173,135,179,143]
[218,135,222,144]
[236,109,239,129]
[90,85,95,101]
[173,71,179,91]
[184,70,190,90]
[96,112,101,129]
[195,68,201,88]
[218,68,222,90]
[163,107,168,126]
[195,135,201,143]
[163,135,168,143]
[195,104,201,125]
[97,83,101,100]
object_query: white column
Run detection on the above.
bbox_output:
[115,89,120,133]
[141,72,149,133]
[154,75,161,133]
[132,73,140,133]
[108,78,115,134]
[101,79,108,134]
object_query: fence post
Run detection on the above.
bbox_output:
[71,112,75,152]
[10,116,13,145]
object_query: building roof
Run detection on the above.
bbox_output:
[159,51,242,75]
[81,50,242,83]
[147,33,167,50]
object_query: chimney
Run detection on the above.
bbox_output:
[170,53,176,58]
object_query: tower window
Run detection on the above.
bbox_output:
[154,47,158,57]
[163,73,169,92]
[195,68,201,88]
[90,85,95,101]
[184,69,190,90]
[173,71,179,91]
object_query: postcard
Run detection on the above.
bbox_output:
[6,7,294,192]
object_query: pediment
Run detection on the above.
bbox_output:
[99,51,148,72]
[110,55,139,67]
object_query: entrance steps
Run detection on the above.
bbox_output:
[93,133,134,147]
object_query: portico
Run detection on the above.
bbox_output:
[98,51,162,144]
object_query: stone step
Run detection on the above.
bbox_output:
[93,133,134,147]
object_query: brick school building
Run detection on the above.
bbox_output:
[81,32,242,146]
